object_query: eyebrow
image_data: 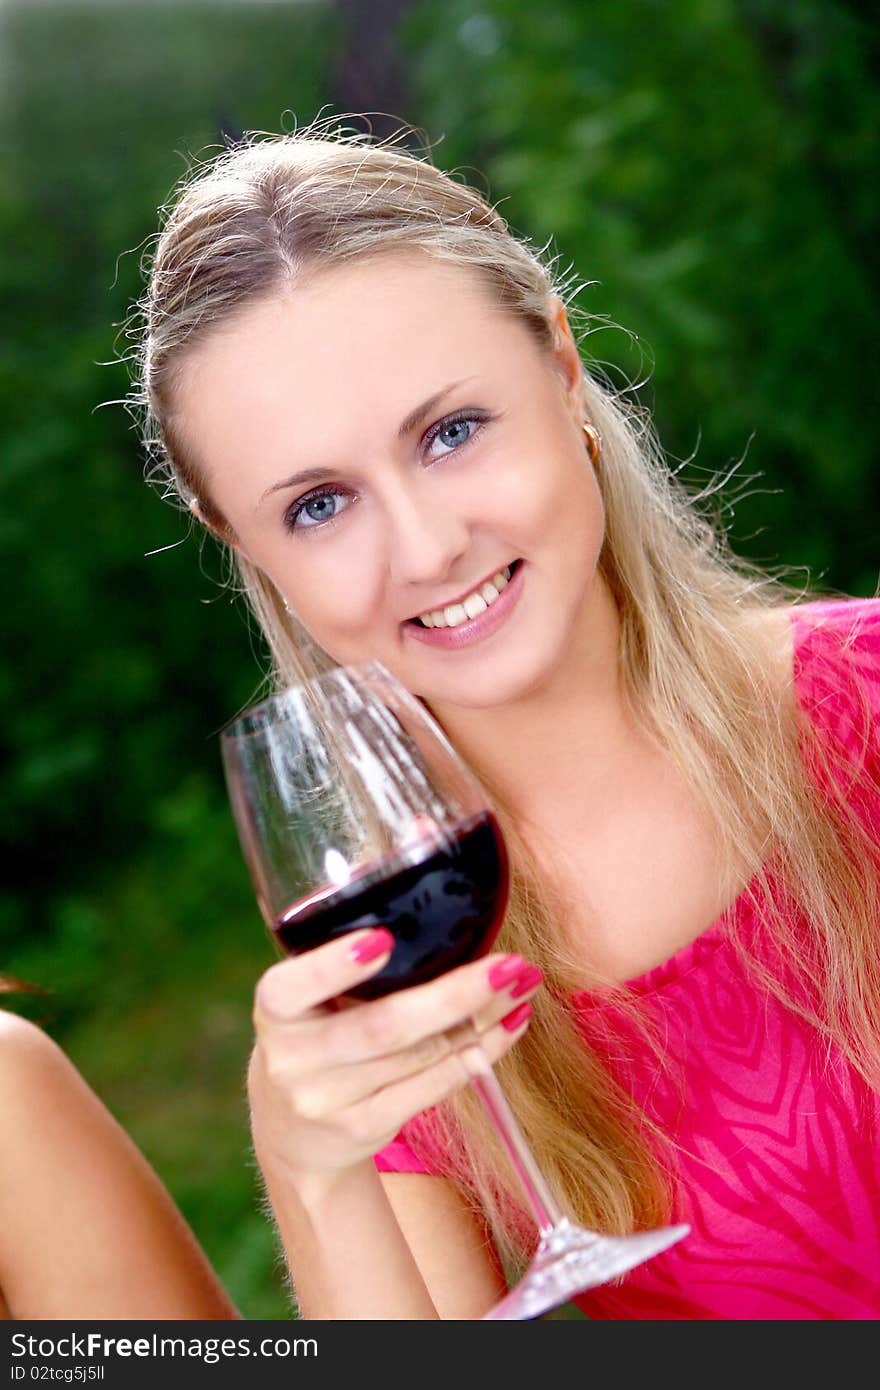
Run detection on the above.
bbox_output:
[258,379,474,504]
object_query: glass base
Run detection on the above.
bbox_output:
[482,1218,690,1321]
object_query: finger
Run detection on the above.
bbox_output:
[291,986,541,1121]
[471,963,543,1033]
[254,927,394,1024]
[337,1001,533,1152]
[317,954,542,1067]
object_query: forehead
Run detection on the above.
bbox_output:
[179,251,534,405]
[173,252,542,489]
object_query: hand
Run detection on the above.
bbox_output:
[247,929,542,1186]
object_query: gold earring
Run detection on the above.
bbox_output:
[582,421,602,463]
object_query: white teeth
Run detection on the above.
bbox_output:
[415,565,515,629]
[463,592,488,619]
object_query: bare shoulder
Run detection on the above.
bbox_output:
[738,602,797,652]
[0,1012,160,1185]
[738,604,798,705]
[0,1012,96,1114]
[0,1011,238,1318]
[0,1010,49,1049]
[0,1012,65,1091]
[0,1012,116,1172]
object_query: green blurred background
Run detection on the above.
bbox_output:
[1,0,877,1318]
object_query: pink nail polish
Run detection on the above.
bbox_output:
[348,928,395,965]
[502,1001,533,1032]
[509,965,544,999]
[488,954,524,990]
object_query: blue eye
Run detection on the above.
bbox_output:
[285,489,350,532]
[282,410,491,535]
[433,418,476,451]
[425,412,485,458]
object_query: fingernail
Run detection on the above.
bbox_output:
[502,1001,533,1032]
[348,928,394,965]
[509,965,543,999]
[488,954,524,990]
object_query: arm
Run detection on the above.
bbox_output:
[247,930,537,1319]
[378,1172,509,1318]
[0,1013,238,1320]
[256,1158,507,1320]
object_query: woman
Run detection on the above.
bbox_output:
[0,998,237,1319]
[132,124,880,1319]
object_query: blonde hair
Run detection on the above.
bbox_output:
[132,121,880,1273]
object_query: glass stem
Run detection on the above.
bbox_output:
[459,1024,565,1237]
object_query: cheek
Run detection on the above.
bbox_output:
[501,436,601,541]
[560,468,605,576]
[264,539,386,644]
[570,462,605,543]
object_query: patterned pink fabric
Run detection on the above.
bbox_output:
[374,597,880,1319]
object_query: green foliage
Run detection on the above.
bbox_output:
[401,0,879,591]
[0,0,336,1319]
[1,0,876,1321]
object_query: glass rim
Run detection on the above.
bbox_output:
[218,659,396,743]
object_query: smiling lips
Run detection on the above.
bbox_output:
[411,564,514,629]
[404,561,525,650]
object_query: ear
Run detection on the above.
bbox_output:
[547,296,585,423]
[188,497,251,561]
[188,496,208,528]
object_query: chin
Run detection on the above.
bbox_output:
[416,639,563,712]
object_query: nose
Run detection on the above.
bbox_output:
[384,480,471,590]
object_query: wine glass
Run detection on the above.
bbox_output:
[220,661,688,1320]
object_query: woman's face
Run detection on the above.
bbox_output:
[175,252,605,709]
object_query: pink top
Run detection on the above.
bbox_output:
[374,597,880,1320]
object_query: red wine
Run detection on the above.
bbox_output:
[272,811,508,1000]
